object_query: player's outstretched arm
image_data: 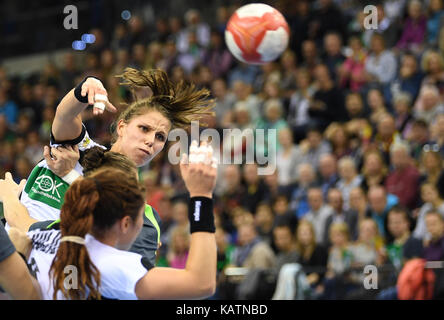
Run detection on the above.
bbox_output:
[135,140,218,300]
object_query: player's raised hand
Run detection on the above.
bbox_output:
[80,77,117,115]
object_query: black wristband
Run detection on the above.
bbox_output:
[73,76,101,104]
[188,197,215,233]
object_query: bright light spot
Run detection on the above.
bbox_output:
[72,40,86,51]
[81,34,96,44]
[121,10,131,20]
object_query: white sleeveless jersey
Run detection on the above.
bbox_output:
[20,126,105,222]
[27,228,148,300]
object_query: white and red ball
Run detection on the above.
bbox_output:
[225,3,290,65]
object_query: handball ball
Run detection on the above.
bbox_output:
[225,3,290,65]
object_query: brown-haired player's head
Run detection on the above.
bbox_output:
[50,167,145,300]
[109,68,215,167]
[81,146,137,177]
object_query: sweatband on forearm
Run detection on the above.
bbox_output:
[73,76,101,104]
[188,197,215,233]
[61,169,82,185]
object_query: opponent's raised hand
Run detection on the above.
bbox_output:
[0,172,26,202]
[44,145,80,177]
[180,140,218,198]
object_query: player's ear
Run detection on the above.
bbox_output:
[116,119,126,138]
[119,216,132,234]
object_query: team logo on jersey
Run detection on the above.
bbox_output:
[35,175,64,198]
[24,166,70,209]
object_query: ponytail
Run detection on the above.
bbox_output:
[50,178,101,300]
[50,168,145,300]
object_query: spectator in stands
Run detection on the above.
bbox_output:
[294,220,328,289]
[390,53,423,104]
[215,228,235,275]
[420,50,444,96]
[202,29,233,79]
[408,119,431,160]
[427,0,444,46]
[273,223,299,273]
[167,225,190,269]
[344,92,367,120]
[423,211,444,261]
[347,219,385,291]
[365,33,398,86]
[298,126,332,168]
[366,185,399,238]
[324,122,355,160]
[413,183,444,241]
[242,163,268,215]
[231,80,261,123]
[287,68,316,143]
[318,153,339,199]
[393,91,414,139]
[367,88,390,126]
[336,156,363,210]
[254,203,275,246]
[0,88,18,126]
[338,35,367,92]
[255,99,288,156]
[309,64,347,129]
[217,165,246,233]
[386,142,421,210]
[300,40,321,77]
[360,149,388,193]
[304,187,333,245]
[320,222,354,299]
[289,163,318,219]
[385,206,423,271]
[419,144,443,185]
[276,127,301,186]
[396,0,426,53]
[430,114,444,156]
[232,222,276,269]
[211,78,235,127]
[322,32,346,81]
[413,85,444,125]
[373,114,400,162]
[279,50,298,98]
[324,188,359,246]
[272,195,298,234]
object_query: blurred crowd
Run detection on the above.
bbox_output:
[1,0,444,300]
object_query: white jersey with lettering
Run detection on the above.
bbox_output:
[20,125,105,222]
[27,228,148,300]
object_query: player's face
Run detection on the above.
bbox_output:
[119,205,145,251]
[115,110,171,167]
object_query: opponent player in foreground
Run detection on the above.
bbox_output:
[10,140,217,299]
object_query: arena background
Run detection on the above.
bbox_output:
[1,0,444,300]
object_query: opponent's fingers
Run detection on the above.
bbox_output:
[50,147,63,160]
[179,153,189,175]
[18,179,26,193]
[5,172,13,182]
[43,146,55,165]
